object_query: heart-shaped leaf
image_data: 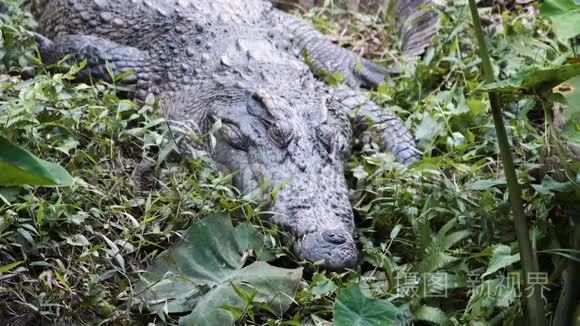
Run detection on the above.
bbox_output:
[333,285,400,326]
[540,0,580,40]
[138,215,302,325]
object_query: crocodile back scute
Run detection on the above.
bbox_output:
[34,0,273,37]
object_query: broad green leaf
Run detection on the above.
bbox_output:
[480,64,580,94]
[180,262,302,325]
[467,179,507,191]
[311,273,338,297]
[415,112,444,142]
[138,215,302,325]
[482,245,520,278]
[532,175,575,195]
[540,0,580,40]
[0,187,20,203]
[234,223,276,262]
[333,284,400,326]
[0,136,73,187]
[554,75,580,143]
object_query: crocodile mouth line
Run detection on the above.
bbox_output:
[291,230,358,270]
[264,210,358,269]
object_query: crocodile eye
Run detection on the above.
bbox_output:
[317,126,350,157]
[316,125,333,152]
[220,122,248,151]
[269,125,291,148]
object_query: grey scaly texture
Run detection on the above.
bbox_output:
[32,0,438,270]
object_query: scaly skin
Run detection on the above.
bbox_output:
[32,0,437,270]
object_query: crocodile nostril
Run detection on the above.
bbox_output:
[322,230,346,244]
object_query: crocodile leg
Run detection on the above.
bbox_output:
[334,88,421,165]
[36,33,159,101]
[275,0,439,89]
[277,12,391,89]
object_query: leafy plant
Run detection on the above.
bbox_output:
[333,284,399,326]
[0,0,579,325]
[556,75,580,143]
[467,0,547,323]
[481,244,520,278]
[479,63,580,95]
[415,218,471,274]
[138,215,302,325]
[540,0,580,40]
[0,136,73,186]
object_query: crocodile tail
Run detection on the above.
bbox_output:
[393,0,440,59]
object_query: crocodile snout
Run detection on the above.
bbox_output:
[294,228,357,271]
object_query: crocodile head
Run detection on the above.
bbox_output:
[207,88,357,270]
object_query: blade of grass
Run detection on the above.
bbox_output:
[466,1,547,325]
[553,223,580,326]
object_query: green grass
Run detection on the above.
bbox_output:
[1,1,579,325]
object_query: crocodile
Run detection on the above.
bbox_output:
[30,0,438,270]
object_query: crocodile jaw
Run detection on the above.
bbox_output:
[293,229,358,270]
